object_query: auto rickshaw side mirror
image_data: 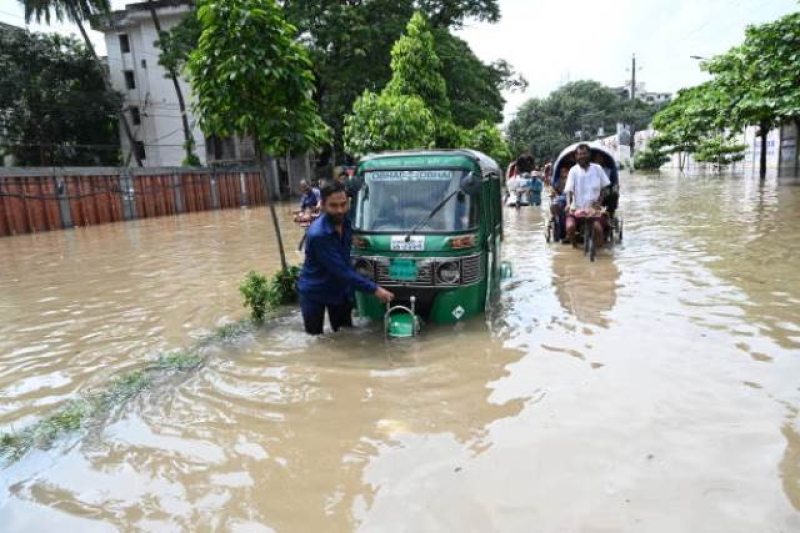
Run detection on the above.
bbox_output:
[460,172,482,196]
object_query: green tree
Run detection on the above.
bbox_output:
[507,81,657,163]
[157,1,516,164]
[651,83,720,171]
[0,29,121,165]
[694,135,746,170]
[20,0,142,166]
[702,12,800,178]
[633,145,670,171]
[460,121,511,168]
[344,91,435,156]
[433,30,527,129]
[385,12,450,119]
[187,0,328,270]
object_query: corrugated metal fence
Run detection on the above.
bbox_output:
[0,167,270,237]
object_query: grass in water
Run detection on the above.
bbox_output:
[0,268,293,463]
[0,357,198,462]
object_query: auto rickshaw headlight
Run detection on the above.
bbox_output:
[436,261,460,285]
[354,258,375,280]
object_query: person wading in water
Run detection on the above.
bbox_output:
[298,181,394,335]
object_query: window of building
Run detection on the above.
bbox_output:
[119,34,130,54]
[134,141,146,161]
[124,70,136,90]
[141,58,147,69]
[130,106,141,126]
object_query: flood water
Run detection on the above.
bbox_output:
[1,172,799,532]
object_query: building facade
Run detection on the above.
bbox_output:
[93,0,206,167]
[614,82,672,106]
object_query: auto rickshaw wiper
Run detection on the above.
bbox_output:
[403,189,461,242]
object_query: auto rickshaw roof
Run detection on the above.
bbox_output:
[358,149,501,177]
[553,142,617,169]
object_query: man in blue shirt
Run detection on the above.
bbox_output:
[298,181,394,334]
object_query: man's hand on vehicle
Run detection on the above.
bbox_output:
[374,287,394,304]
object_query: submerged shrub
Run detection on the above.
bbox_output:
[240,267,300,322]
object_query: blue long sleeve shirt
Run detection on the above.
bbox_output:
[298,214,378,305]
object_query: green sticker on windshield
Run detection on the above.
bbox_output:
[389,259,417,281]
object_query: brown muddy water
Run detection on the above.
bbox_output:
[1,172,799,532]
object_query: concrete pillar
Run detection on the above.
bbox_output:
[120,172,137,220]
[210,170,220,209]
[172,172,184,213]
[56,177,73,229]
[239,171,248,206]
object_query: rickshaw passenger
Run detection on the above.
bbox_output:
[565,144,610,249]
[593,152,619,215]
[550,165,569,242]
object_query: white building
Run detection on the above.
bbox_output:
[614,82,672,106]
[93,0,206,167]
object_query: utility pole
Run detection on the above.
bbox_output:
[628,54,640,159]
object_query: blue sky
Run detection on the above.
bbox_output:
[1,0,798,121]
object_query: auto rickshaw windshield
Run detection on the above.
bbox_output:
[353,169,479,232]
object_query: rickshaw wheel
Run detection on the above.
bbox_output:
[618,219,624,242]
[589,233,596,262]
[545,220,552,243]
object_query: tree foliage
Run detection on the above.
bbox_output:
[162,0,515,162]
[507,80,660,163]
[0,28,121,165]
[434,31,525,129]
[342,12,511,164]
[651,83,718,168]
[155,10,200,75]
[344,91,435,156]
[654,12,800,177]
[633,145,670,170]
[20,0,109,25]
[694,135,746,169]
[385,12,450,119]
[460,120,511,169]
[187,0,328,271]
[187,0,328,156]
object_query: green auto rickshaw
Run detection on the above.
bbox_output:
[348,150,506,336]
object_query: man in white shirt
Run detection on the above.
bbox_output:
[564,144,611,248]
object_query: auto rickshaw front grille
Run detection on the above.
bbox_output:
[375,260,434,287]
[460,255,482,285]
[356,255,482,287]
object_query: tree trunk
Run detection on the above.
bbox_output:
[68,7,142,167]
[257,147,288,271]
[147,2,196,165]
[759,121,768,180]
[679,152,685,172]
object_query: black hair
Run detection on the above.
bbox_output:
[576,143,592,154]
[516,154,535,173]
[321,180,347,202]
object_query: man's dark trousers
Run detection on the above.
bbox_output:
[300,298,353,335]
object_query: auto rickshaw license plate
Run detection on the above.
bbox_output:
[391,236,425,251]
[389,259,417,281]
